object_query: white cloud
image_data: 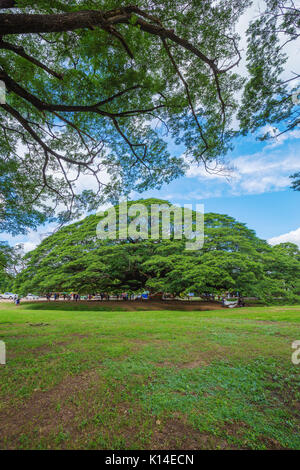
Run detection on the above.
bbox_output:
[239,175,290,194]
[22,242,38,253]
[233,151,300,176]
[269,227,300,248]
[0,222,58,253]
[261,126,300,148]
[185,141,300,196]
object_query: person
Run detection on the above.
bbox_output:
[46,293,51,302]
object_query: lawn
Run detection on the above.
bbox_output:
[0,302,299,450]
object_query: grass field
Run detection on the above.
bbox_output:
[0,302,299,450]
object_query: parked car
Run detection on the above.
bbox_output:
[26,294,40,300]
[0,292,16,300]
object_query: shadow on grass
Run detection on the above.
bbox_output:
[23,302,126,312]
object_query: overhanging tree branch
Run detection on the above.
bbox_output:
[0,1,249,234]
[0,6,224,72]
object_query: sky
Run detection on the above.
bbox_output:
[1,0,300,252]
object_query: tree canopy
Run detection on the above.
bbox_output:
[0,240,20,290]
[239,1,300,137]
[13,198,300,302]
[238,1,300,190]
[0,1,299,234]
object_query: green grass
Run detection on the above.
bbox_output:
[0,302,299,450]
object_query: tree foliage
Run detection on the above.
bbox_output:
[239,0,300,191]
[1,1,299,233]
[239,1,300,141]
[14,199,300,302]
[0,0,248,232]
[0,240,17,290]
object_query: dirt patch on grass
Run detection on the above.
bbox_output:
[180,358,211,368]
[149,417,229,450]
[153,345,230,369]
[219,421,288,450]
[0,368,102,449]
[154,358,211,369]
[257,435,286,450]
[6,335,92,361]
[255,320,299,326]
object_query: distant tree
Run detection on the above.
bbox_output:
[14,199,300,302]
[0,241,15,291]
